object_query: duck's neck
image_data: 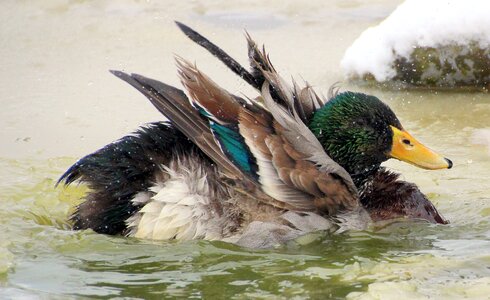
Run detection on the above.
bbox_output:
[355,167,449,224]
[350,164,381,190]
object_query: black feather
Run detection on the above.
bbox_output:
[176,22,296,118]
[175,21,260,89]
[59,122,198,234]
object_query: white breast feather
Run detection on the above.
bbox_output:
[126,159,228,241]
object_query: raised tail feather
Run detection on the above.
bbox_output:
[175,21,260,89]
[175,21,326,124]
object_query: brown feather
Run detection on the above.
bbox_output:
[361,169,448,224]
[238,107,315,210]
[238,109,274,159]
[295,82,326,122]
[266,131,358,214]
[176,57,241,123]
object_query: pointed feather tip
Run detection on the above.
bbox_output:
[111,69,149,81]
[54,175,65,188]
[174,55,195,70]
[109,70,139,83]
[175,21,196,37]
[55,163,80,187]
[109,69,125,77]
[110,70,148,81]
[109,70,146,91]
[174,20,186,29]
[244,30,255,45]
[327,82,342,100]
[109,70,149,88]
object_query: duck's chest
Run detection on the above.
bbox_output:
[125,156,241,241]
[122,155,337,246]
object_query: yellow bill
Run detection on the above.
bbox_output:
[389,126,452,170]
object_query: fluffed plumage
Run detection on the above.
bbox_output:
[58,22,450,248]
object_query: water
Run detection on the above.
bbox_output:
[1,1,489,299]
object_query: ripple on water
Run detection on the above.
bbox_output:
[1,143,490,298]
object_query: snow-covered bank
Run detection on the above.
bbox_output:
[341,0,490,88]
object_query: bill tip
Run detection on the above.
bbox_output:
[445,158,453,169]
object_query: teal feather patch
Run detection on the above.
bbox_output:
[209,121,258,178]
[197,106,212,118]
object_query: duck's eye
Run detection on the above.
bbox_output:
[402,139,411,145]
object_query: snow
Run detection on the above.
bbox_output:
[341,0,490,83]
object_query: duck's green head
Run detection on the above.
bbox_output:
[309,92,452,176]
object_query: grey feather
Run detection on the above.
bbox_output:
[261,70,296,110]
[261,83,358,195]
[111,71,243,180]
[293,80,326,122]
[327,82,342,100]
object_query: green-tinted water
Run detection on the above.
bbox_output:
[1,1,489,299]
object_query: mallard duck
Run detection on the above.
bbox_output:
[58,23,452,248]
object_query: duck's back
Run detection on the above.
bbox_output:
[59,122,199,235]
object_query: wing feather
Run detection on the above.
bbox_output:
[111,70,242,180]
[172,23,362,214]
[261,83,358,196]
